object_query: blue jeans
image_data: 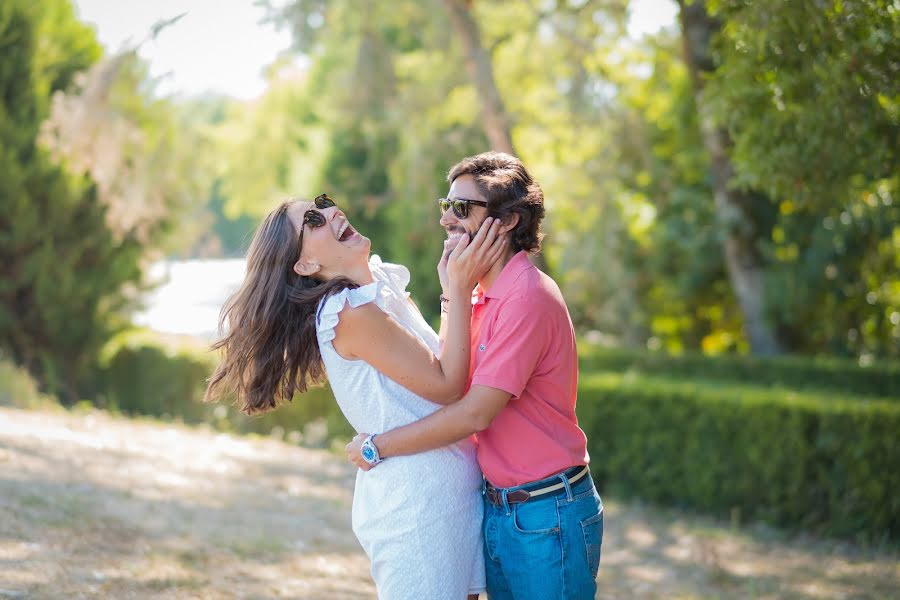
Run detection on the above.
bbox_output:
[482,467,604,600]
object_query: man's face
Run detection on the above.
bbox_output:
[440,174,489,246]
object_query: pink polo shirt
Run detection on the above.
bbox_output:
[468,251,589,488]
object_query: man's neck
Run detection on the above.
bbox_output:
[477,247,519,293]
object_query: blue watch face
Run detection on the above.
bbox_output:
[362,445,376,461]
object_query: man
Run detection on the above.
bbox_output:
[348,152,602,599]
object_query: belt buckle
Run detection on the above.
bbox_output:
[507,489,531,504]
[485,486,531,506]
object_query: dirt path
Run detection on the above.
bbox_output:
[1,407,896,599]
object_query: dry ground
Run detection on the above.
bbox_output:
[0,407,896,599]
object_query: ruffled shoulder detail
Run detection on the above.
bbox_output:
[316,280,384,345]
[369,254,411,298]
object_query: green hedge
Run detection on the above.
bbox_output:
[576,372,900,543]
[101,341,215,422]
[578,345,900,398]
[95,331,353,442]
[88,332,900,542]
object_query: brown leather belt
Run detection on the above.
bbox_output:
[485,466,590,506]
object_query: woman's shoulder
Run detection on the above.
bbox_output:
[316,280,383,345]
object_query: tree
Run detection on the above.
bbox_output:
[441,0,562,272]
[705,0,900,358]
[442,0,515,155]
[613,30,741,353]
[0,0,127,399]
[677,0,783,355]
[671,0,899,358]
[0,0,209,399]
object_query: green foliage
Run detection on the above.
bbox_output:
[697,0,900,357]
[0,168,146,400]
[205,182,258,256]
[245,0,499,320]
[214,73,314,219]
[576,371,900,543]
[0,0,215,400]
[97,330,353,441]
[578,344,900,398]
[0,357,59,409]
[708,0,899,209]
[614,31,737,351]
[0,0,144,401]
[602,1,900,358]
[247,0,897,358]
[98,333,216,421]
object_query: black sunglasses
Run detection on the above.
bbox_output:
[303,193,337,228]
[438,197,488,219]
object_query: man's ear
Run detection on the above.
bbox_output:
[293,258,321,277]
[498,213,520,236]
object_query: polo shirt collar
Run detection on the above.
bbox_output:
[473,251,532,303]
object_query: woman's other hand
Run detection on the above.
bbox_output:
[347,432,375,471]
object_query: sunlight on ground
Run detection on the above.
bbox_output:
[2,407,897,599]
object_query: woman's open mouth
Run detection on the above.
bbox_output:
[337,221,356,242]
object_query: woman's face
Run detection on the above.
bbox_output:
[287,199,370,280]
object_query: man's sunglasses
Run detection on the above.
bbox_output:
[438,197,488,219]
[303,193,337,228]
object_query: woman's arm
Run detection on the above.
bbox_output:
[346,384,512,469]
[436,237,455,347]
[334,218,503,404]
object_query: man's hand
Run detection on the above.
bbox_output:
[346,433,376,471]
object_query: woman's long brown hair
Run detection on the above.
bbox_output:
[204,200,358,414]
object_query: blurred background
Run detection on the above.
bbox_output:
[1,0,898,598]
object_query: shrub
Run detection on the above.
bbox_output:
[578,345,900,398]
[96,330,352,440]
[576,372,900,543]
[102,341,214,422]
[0,357,59,410]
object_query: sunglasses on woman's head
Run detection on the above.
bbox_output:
[303,193,337,228]
[438,197,488,219]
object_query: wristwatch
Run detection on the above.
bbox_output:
[360,434,383,466]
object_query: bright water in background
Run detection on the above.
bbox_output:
[133,259,247,341]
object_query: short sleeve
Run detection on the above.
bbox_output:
[316,281,382,345]
[470,298,550,398]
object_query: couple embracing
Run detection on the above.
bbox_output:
[207,152,603,600]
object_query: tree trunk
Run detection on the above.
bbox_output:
[677,0,782,356]
[441,0,550,273]
[441,0,515,155]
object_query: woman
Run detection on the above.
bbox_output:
[205,194,505,599]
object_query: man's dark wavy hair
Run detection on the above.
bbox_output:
[447,151,545,254]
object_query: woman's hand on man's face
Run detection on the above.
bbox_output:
[437,237,457,295]
[446,217,506,296]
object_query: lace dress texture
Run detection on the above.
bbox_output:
[316,256,485,599]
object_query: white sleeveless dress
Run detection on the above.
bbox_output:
[316,256,485,599]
